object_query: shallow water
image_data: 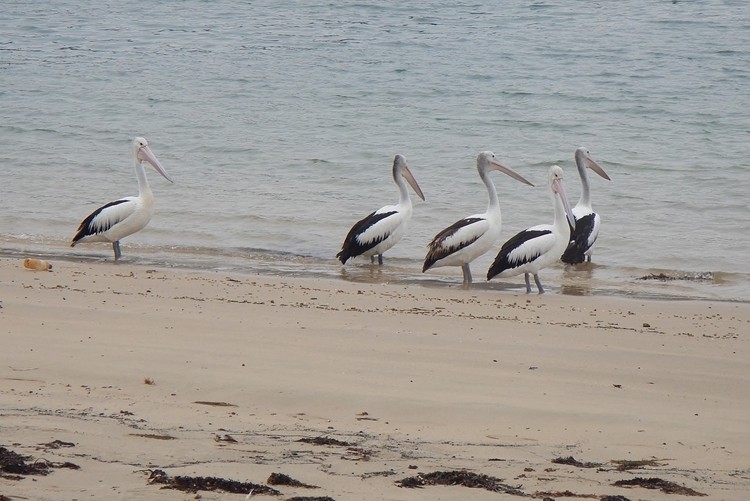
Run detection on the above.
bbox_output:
[2,1,749,301]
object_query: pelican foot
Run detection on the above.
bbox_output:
[533,274,545,294]
[461,264,473,289]
[524,273,532,293]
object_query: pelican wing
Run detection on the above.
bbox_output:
[337,209,398,263]
[71,197,136,244]
[423,217,485,271]
[487,228,553,279]
[561,212,599,264]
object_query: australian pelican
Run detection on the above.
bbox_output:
[561,147,610,264]
[487,165,576,293]
[423,151,533,287]
[337,155,425,265]
[70,137,173,260]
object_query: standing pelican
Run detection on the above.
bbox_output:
[337,155,425,265]
[70,137,173,260]
[487,165,576,294]
[423,151,533,287]
[561,147,610,264]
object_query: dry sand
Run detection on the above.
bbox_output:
[1,256,748,500]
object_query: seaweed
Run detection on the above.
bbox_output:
[267,472,318,488]
[147,469,280,495]
[286,498,336,501]
[396,470,526,496]
[0,446,79,478]
[533,490,599,498]
[638,272,713,282]
[39,440,75,449]
[193,400,237,407]
[129,433,177,440]
[613,477,706,496]
[552,456,602,468]
[611,459,665,471]
[297,437,352,447]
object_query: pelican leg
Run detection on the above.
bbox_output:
[370,255,376,264]
[586,254,592,263]
[377,254,384,265]
[533,274,545,294]
[461,264,472,288]
[112,241,122,261]
[524,273,532,293]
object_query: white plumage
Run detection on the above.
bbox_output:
[423,151,533,287]
[487,165,576,293]
[337,155,425,265]
[70,137,173,260]
[561,147,610,264]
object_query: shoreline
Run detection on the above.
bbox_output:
[2,256,749,499]
[2,237,749,303]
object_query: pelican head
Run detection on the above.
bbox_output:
[477,151,534,186]
[575,147,610,181]
[133,137,173,183]
[393,154,425,201]
[549,164,576,230]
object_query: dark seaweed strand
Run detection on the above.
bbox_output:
[397,470,526,496]
[147,469,280,495]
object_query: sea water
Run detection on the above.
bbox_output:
[1,1,749,301]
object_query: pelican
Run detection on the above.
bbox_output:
[337,154,425,265]
[423,151,533,287]
[487,165,576,294]
[70,137,173,260]
[561,147,610,264]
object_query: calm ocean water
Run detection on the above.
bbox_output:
[1,1,749,301]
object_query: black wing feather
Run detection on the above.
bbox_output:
[561,213,596,264]
[71,199,129,244]
[487,229,552,279]
[422,217,484,272]
[336,210,397,264]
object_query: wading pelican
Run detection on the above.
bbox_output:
[561,147,610,264]
[337,154,425,265]
[423,151,533,287]
[70,137,173,260]
[487,165,576,294]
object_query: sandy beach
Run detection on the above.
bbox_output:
[1,255,748,500]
